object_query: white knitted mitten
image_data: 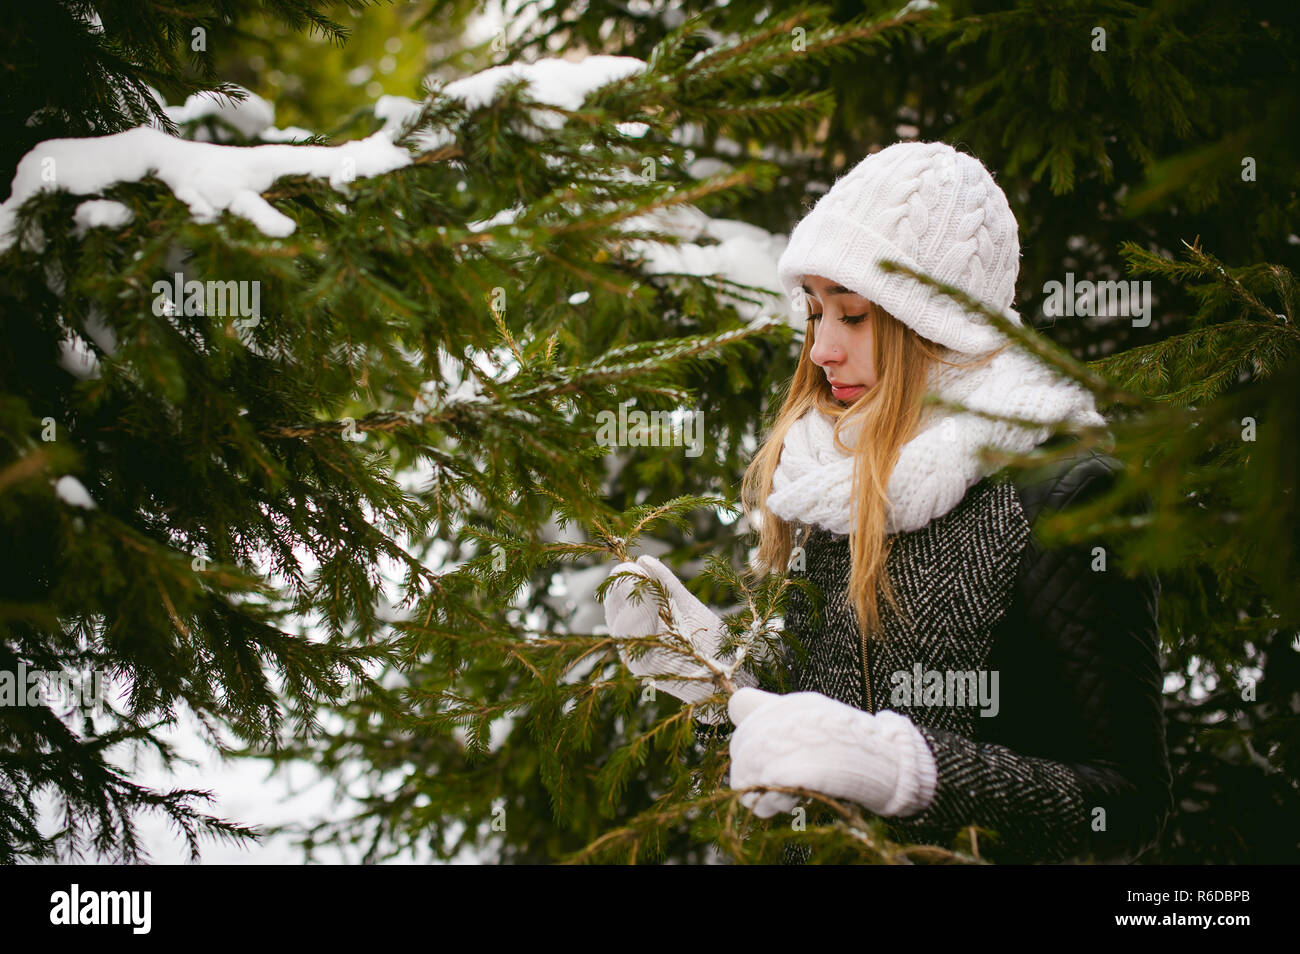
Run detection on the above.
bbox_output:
[726,687,937,818]
[602,555,758,721]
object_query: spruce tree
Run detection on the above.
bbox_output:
[262,0,1300,864]
[2,0,1296,865]
[1,1,902,863]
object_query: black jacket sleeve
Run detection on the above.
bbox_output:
[884,450,1173,864]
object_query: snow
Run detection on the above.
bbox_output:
[619,205,791,326]
[52,276,134,377]
[0,125,412,252]
[54,475,96,509]
[81,306,118,356]
[377,54,647,151]
[411,346,496,419]
[157,84,316,144]
[434,55,645,112]
[257,125,317,143]
[32,703,379,865]
[72,199,133,239]
[57,332,100,379]
[683,156,733,179]
[373,95,458,153]
[467,204,522,232]
[75,6,104,33]
[471,345,520,385]
[379,71,795,326]
[165,88,277,140]
[24,493,483,864]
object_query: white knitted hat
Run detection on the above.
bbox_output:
[777,140,1021,354]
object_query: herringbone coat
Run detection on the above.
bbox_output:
[768,443,1173,865]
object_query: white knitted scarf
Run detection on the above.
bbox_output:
[766,345,1108,536]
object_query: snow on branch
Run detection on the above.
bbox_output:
[0,125,412,252]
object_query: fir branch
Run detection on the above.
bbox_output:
[877,258,1149,409]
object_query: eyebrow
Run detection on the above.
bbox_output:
[800,283,857,296]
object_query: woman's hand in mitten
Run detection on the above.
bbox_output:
[632,554,757,667]
[600,555,756,719]
[725,687,937,819]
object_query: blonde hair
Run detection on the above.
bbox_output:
[740,300,1007,644]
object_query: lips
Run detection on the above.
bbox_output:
[830,382,867,401]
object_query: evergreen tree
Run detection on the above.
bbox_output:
[2,0,1295,865]
[265,0,1299,864]
[0,0,882,863]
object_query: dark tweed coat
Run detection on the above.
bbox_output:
[762,442,1173,865]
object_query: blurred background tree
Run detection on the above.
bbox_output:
[210,0,484,136]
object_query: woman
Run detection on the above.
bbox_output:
[602,141,1172,865]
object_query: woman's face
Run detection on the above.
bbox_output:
[801,274,878,403]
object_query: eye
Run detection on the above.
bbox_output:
[808,312,867,324]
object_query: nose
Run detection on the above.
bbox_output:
[809,311,847,369]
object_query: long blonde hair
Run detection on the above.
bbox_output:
[741,300,1007,644]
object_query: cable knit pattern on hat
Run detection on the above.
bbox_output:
[777,140,1023,353]
[765,344,1108,535]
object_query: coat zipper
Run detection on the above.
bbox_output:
[861,629,874,714]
